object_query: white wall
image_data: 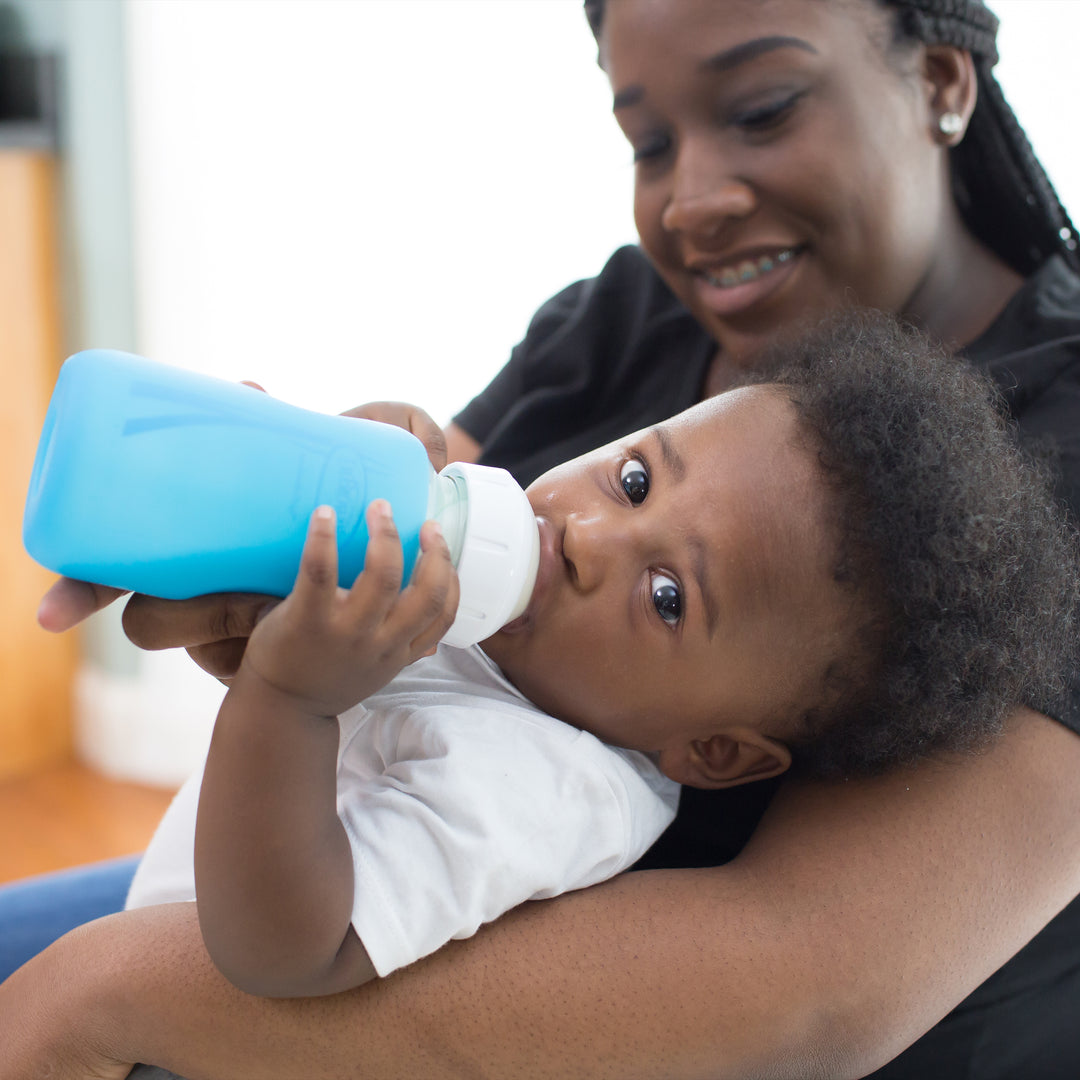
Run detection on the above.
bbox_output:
[94,0,1080,786]
[124,0,636,422]
[992,0,1079,227]
[88,0,637,785]
[122,0,1080,423]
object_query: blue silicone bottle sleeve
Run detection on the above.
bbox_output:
[23,350,432,599]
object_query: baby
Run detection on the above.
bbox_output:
[126,311,1080,997]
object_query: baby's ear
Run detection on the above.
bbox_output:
[659,730,791,789]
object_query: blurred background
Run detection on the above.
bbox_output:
[1,0,1077,882]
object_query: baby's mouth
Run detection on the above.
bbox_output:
[699,247,801,289]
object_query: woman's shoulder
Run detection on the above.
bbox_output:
[1030,254,1080,327]
[961,255,1080,561]
[966,255,1080,372]
[457,247,713,486]
[526,244,697,344]
[519,244,710,396]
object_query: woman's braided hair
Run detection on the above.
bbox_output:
[886,0,1078,273]
[584,0,1079,275]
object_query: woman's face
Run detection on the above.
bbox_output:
[601,0,955,364]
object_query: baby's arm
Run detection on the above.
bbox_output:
[194,501,458,997]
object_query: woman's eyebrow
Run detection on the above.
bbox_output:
[701,35,818,76]
[612,35,818,111]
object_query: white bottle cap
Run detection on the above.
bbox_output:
[440,462,540,649]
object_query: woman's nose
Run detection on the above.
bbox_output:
[660,145,755,240]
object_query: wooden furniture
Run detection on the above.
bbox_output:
[0,762,174,882]
[0,147,77,781]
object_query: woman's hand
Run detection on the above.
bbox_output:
[339,404,483,471]
[36,576,278,681]
[241,500,458,717]
[342,400,449,471]
[35,577,128,635]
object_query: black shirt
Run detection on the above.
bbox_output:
[455,245,714,489]
[455,245,1080,1078]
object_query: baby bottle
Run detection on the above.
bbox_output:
[23,349,539,648]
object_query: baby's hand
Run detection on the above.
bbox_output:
[240,501,458,717]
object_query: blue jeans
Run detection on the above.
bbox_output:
[0,854,140,981]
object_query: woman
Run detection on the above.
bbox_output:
[5,0,1080,1076]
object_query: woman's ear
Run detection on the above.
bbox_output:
[922,44,978,146]
[659,730,792,790]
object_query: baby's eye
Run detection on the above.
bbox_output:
[620,459,649,505]
[651,572,682,626]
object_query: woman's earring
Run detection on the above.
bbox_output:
[938,112,964,137]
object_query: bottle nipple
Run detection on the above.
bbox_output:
[437,462,539,648]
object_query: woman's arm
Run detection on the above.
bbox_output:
[4,705,1079,1080]
[444,421,481,466]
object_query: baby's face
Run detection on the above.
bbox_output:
[482,386,858,756]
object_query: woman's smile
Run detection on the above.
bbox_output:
[688,244,805,320]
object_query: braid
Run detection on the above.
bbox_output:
[886,0,1000,61]
[885,0,1079,273]
[583,0,603,38]
[583,0,1079,274]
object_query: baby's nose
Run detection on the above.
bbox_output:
[561,511,613,596]
[563,511,625,593]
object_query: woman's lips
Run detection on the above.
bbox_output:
[690,245,804,319]
[496,514,559,634]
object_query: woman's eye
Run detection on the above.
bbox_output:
[651,572,682,627]
[620,459,649,505]
[733,91,802,133]
[632,133,671,164]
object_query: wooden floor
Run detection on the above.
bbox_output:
[0,761,177,884]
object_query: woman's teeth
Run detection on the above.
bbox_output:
[704,248,795,289]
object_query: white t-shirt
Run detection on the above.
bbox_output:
[126,644,679,976]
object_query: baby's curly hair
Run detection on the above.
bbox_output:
[750,311,1080,778]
